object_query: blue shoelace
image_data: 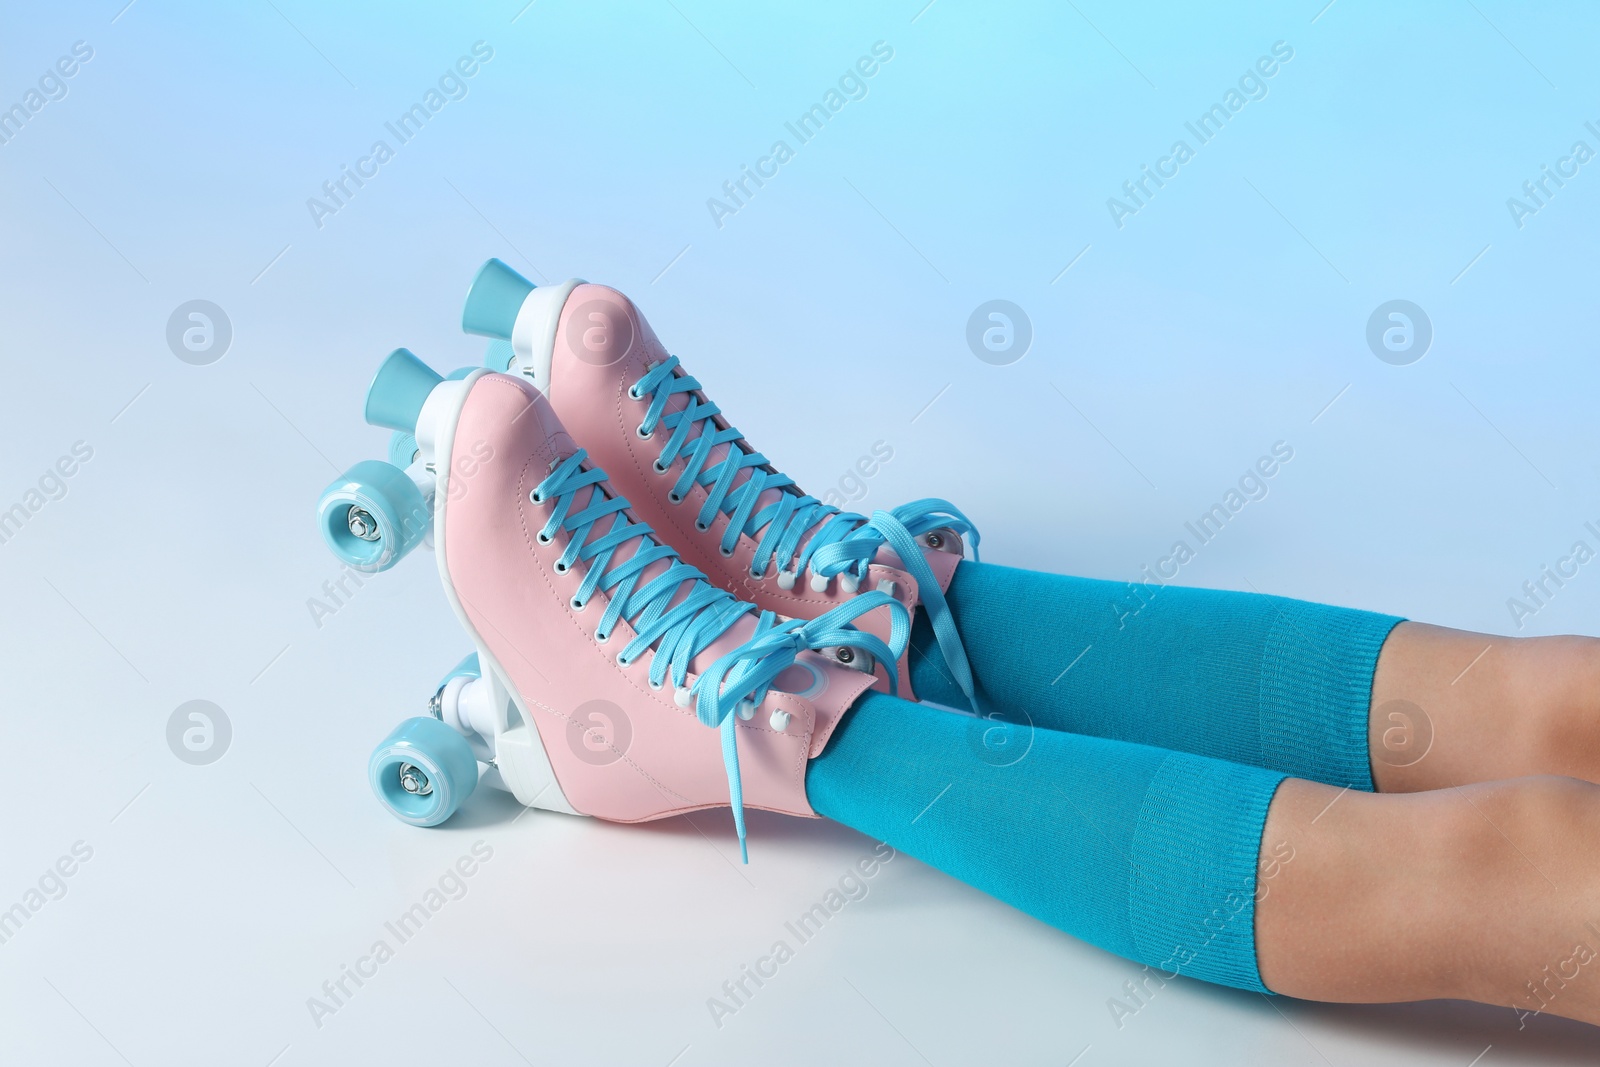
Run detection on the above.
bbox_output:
[630,356,982,712]
[534,450,910,861]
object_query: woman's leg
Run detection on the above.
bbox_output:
[1258,773,1600,1026]
[913,561,1600,792]
[912,561,1400,789]
[1368,622,1600,791]
[810,690,1292,992]
[813,691,1600,1026]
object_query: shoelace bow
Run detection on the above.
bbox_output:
[631,356,983,712]
[534,450,910,861]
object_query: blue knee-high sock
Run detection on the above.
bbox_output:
[807,690,1288,994]
[910,561,1403,789]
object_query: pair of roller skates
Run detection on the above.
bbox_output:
[315,261,977,856]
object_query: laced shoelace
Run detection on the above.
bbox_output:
[533,450,911,861]
[630,356,983,712]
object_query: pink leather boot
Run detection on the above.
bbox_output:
[329,355,908,857]
[460,260,981,708]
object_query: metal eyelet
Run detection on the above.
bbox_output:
[595,629,611,644]
[653,459,670,474]
[916,527,964,557]
[570,596,586,611]
[537,532,553,545]
[636,424,653,440]
[530,491,545,504]
[617,650,632,666]
[648,677,663,690]
[695,520,710,532]
[553,560,569,574]
[719,545,735,558]
[824,645,875,675]
[627,383,644,400]
[668,491,684,504]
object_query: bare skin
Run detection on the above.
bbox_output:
[1366,623,1600,793]
[1255,622,1600,1027]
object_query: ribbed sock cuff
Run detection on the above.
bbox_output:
[1258,603,1404,792]
[1130,754,1288,994]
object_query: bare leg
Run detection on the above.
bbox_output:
[1256,775,1600,1025]
[1370,622,1600,792]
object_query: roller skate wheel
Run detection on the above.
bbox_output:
[369,717,479,827]
[428,653,482,720]
[484,339,517,373]
[317,459,429,572]
[387,431,420,469]
[442,652,482,686]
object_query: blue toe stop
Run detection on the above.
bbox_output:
[365,348,443,432]
[462,258,534,340]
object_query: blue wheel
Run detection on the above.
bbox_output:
[441,652,481,688]
[369,717,479,827]
[387,431,420,469]
[317,459,428,572]
[484,339,516,372]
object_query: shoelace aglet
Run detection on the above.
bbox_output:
[720,714,749,863]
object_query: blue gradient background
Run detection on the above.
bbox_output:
[3,2,1598,1064]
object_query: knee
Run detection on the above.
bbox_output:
[1441,774,1600,865]
[1528,635,1600,704]
[1511,636,1600,770]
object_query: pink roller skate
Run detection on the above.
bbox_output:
[318,350,908,857]
[460,260,981,708]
